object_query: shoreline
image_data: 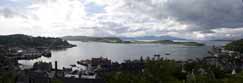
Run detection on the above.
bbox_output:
[68,40,205,46]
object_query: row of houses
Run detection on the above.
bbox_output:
[16,61,106,83]
[5,47,51,60]
[203,46,243,74]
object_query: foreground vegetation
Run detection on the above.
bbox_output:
[104,59,243,83]
[0,48,18,83]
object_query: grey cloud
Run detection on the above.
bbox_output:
[1,0,243,39]
[0,7,28,19]
[0,8,16,18]
[166,0,243,29]
[100,22,130,33]
[200,30,215,34]
[123,0,243,30]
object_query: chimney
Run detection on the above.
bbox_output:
[54,61,58,77]
[55,61,58,71]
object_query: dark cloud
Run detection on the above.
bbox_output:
[200,30,215,34]
[123,0,243,30]
[167,0,243,29]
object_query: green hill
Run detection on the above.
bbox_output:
[225,39,243,53]
[0,34,75,49]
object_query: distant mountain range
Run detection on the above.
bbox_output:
[120,36,186,41]
[62,36,123,43]
[210,39,235,41]
[62,36,206,46]
[62,36,186,42]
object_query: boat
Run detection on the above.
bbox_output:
[165,53,171,55]
[42,50,51,57]
[70,64,77,67]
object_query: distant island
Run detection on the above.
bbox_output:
[125,40,205,46]
[62,36,204,46]
[120,36,186,41]
[210,39,234,41]
[0,34,76,49]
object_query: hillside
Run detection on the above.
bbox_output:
[225,39,243,53]
[0,34,75,49]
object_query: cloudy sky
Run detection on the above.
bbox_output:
[0,0,243,40]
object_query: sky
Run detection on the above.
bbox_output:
[0,0,243,40]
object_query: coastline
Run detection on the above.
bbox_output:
[70,40,205,46]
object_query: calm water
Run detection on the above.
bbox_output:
[18,41,229,69]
